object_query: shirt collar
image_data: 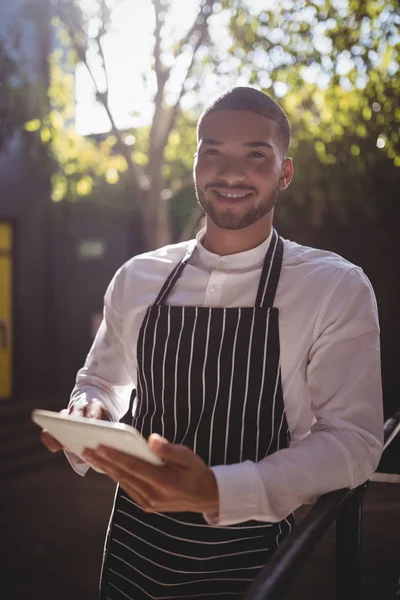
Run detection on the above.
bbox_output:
[193,227,273,272]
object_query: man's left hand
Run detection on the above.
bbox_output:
[82,434,219,516]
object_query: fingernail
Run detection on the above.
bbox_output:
[150,434,168,444]
[149,434,168,449]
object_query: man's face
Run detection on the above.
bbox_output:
[194,110,292,230]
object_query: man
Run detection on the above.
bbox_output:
[42,86,383,600]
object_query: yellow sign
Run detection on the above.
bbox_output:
[0,222,12,399]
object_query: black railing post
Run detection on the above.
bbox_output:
[243,407,400,600]
[335,482,368,600]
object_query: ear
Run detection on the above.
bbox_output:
[278,158,293,191]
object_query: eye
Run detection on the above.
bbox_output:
[203,148,221,156]
[248,151,266,158]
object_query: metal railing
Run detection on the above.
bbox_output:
[244,406,400,600]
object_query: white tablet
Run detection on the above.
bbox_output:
[32,409,163,470]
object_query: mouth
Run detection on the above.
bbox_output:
[211,189,254,202]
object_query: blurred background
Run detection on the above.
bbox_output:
[0,0,399,598]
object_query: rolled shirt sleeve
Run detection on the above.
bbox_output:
[207,267,384,526]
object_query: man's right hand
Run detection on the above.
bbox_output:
[40,399,110,453]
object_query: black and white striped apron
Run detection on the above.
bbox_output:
[100,229,294,600]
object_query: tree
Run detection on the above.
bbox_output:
[220,0,399,225]
[21,0,399,248]
[48,0,220,250]
[223,0,399,163]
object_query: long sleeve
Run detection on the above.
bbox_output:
[69,267,134,423]
[208,267,384,526]
[65,268,135,476]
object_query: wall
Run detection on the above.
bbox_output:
[49,202,143,398]
[0,0,52,399]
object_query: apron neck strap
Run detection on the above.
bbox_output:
[155,240,197,306]
[255,229,283,308]
[154,229,283,308]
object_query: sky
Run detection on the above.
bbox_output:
[75,0,203,135]
[74,0,283,135]
[74,0,397,136]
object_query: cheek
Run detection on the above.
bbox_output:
[194,161,213,186]
[253,161,281,185]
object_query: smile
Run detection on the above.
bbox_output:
[213,190,253,199]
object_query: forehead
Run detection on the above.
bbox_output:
[198,110,279,143]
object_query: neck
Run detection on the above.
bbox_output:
[202,213,274,256]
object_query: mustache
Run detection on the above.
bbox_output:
[205,182,256,192]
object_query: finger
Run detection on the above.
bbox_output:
[41,430,63,452]
[68,399,109,420]
[118,476,158,504]
[85,451,159,501]
[94,446,166,485]
[68,403,86,417]
[83,449,140,480]
[148,435,197,467]
[98,404,110,421]
[119,481,155,512]
[85,399,107,419]
[84,448,170,501]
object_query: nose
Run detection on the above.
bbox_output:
[216,157,247,185]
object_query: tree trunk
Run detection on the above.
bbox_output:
[138,185,172,251]
[141,146,173,249]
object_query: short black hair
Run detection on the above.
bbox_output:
[197,86,291,156]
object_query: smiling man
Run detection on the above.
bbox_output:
[195,106,290,241]
[42,87,383,600]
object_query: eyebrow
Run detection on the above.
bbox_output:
[245,141,274,149]
[202,138,274,149]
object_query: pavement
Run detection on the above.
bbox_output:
[2,447,400,600]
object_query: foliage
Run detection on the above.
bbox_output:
[14,0,400,242]
[36,47,198,206]
[25,0,221,248]
[221,0,399,163]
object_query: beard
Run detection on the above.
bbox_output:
[195,184,280,231]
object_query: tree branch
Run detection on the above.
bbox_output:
[172,0,214,59]
[96,0,110,96]
[153,0,167,88]
[95,35,109,100]
[158,0,217,153]
[57,1,144,193]
[149,0,170,163]
[84,58,145,192]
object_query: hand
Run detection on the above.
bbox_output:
[40,399,110,453]
[82,434,220,516]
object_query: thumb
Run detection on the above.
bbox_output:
[148,434,194,466]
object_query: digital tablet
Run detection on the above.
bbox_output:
[32,409,163,470]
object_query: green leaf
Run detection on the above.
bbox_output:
[77,176,93,196]
[51,174,68,202]
[40,127,52,143]
[24,119,41,132]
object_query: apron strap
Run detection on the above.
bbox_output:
[255,229,284,308]
[155,230,283,309]
[154,240,197,306]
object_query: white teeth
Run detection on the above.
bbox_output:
[217,191,250,198]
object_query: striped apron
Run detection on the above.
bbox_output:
[100,229,294,600]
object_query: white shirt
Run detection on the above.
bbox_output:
[68,229,383,526]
